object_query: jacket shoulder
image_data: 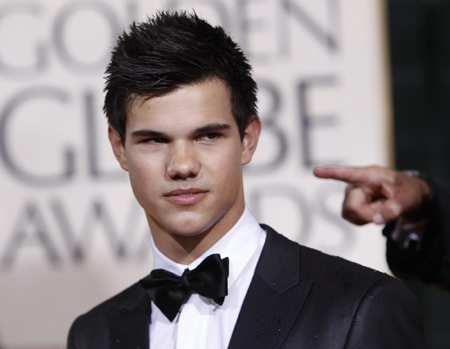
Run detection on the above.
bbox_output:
[68,282,146,349]
[261,225,426,348]
[262,223,391,288]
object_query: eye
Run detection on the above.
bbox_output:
[142,137,169,144]
[197,132,221,141]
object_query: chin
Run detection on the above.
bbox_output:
[164,209,206,229]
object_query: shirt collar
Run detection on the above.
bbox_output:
[151,205,264,288]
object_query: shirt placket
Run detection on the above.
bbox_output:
[176,295,209,349]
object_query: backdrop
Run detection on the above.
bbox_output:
[0,0,392,347]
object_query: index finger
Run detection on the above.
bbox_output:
[313,166,373,185]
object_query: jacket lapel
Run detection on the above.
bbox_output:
[228,225,313,349]
[108,283,151,349]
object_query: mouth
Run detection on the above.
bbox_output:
[164,188,208,205]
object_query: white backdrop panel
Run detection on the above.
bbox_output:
[0,0,391,347]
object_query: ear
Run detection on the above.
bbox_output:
[108,126,129,171]
[241,116,261,165]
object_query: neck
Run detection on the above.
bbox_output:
[150,203,245,265]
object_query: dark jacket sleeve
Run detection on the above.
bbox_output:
[385,178,450,287]
[344,277,426,349]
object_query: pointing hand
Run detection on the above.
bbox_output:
[313,166,430,225]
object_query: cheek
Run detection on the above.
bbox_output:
[127,155,161,199]
[210,149,243,190]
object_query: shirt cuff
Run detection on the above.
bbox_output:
[390,216,430,251]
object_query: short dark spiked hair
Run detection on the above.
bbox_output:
[103,11,258,143]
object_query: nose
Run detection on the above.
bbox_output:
[166,141,200,180]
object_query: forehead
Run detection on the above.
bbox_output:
[126,79,236,132]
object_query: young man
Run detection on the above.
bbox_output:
[68,11,426,349]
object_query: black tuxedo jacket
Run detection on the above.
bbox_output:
[385,177,450,286]
[68,225,426,348]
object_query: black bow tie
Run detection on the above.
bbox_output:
[140,254,229,322]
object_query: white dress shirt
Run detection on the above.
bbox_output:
[149,206,266,349]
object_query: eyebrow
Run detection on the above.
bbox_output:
[131,129,169,138]
[131,123,232,138]
[192,123,231,134]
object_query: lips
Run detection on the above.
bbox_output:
[164,188,208,205]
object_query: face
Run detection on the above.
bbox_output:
[109,78,260,257]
